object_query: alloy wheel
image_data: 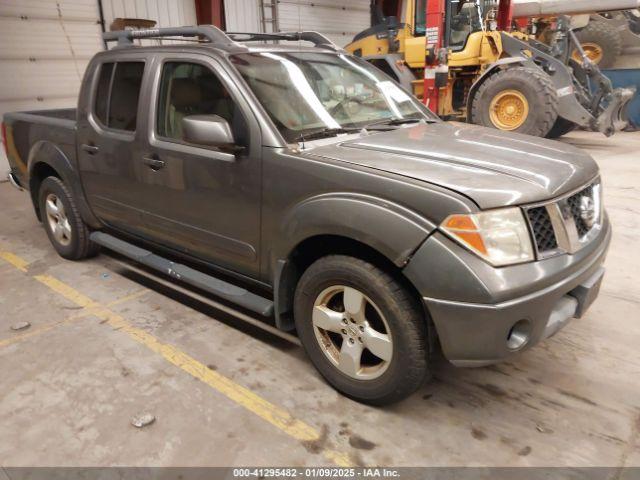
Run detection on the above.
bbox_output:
[311,285,393,380]
[45,193,72,246]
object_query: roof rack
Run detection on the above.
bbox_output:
[102,25,232,47]
[102,25,341,51]
[227,31,341,51]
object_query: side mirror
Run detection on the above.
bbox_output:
[182,115,240,152]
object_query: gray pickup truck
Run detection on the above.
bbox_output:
[2,26,611,405]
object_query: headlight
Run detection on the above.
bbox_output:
[441,208,534,267]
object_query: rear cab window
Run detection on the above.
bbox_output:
[93,61,145,132]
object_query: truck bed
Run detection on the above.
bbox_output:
[3,108,77,188]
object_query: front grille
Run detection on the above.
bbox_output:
[567,184,594,238]
[527,206,558,253]
[524,179,601,258]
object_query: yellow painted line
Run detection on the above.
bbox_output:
[0,251,29,272]
[107,288,149,307]
[1,251,353,467]
[0,288,149,349]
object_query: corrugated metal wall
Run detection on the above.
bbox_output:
[277,0,370,47]
[0,0,103,175]
[224,0,370,47]
[224,0,261,33]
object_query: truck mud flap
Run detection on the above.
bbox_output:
[90,232,274,316]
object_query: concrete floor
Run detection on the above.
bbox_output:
[0,131,639,468]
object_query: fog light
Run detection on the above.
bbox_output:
[507,319,531,351]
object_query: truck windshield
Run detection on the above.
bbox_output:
[230,51,437,143]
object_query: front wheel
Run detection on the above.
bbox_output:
[294,255,430,405]
[470,67,559,138]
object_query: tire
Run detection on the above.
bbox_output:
[574,21,622,69]
[470,66,559,138]
[546,117,577,139]
[294,255,429,405]
[38,176,100,260]
[627,13,640,35]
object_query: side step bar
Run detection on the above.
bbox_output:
[89,232,274,317]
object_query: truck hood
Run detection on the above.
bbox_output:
[305,122,599,209]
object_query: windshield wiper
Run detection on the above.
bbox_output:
[365,117,435,129]
[294,127,360,143]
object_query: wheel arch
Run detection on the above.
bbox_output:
[466,57,529,120]
[27,141,72,221]
[26,140,101,228]
[271,193,435,268]
[268,194,443,335]
[273,233,432,333]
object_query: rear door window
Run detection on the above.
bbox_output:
[93,61,145,132]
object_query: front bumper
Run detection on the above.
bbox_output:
[404,216,611,367]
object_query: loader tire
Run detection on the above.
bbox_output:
[471,67,558,138]
[573,21,622,69]
[546,118,577,139]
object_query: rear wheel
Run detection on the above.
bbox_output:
[38,176,99,260]
[573,21,622,69]
[471,67,558,138]
[294,255,429,405]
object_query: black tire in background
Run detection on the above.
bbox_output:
[294,255,430,405]
[471,66,559,138]
[546,117,577,139]
[574,21,623,69]
[38,176,100,260]
[626,11,640,35]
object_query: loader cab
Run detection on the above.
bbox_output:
[414,0,492,51]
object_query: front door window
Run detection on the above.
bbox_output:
[156,61,248,148]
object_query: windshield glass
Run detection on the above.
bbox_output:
[230,51,437,142]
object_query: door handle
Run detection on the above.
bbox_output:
[81,143,99,155]
[142,156,165,171]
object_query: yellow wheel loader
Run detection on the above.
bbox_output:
[345,0,636,138]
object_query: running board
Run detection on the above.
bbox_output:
[89,232,274,316]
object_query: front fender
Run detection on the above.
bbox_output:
[270,193,436,331]
[275,193,436,268]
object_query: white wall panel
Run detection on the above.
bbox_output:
[225,0,261,33]
[0,0,102,176]
[0,18,103,61]
[222,0,369,47]
[0,0,197,176]
[276,0,369,46]
[101,0,197,29]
